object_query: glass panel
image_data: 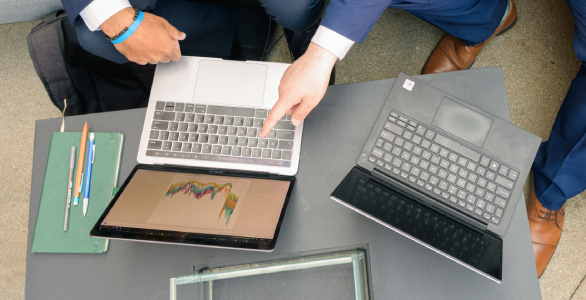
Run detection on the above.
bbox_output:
[171,250,369,300]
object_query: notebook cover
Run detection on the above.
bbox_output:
[31,132,124,253]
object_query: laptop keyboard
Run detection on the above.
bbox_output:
[145,101,295,167]
[352,177,490,266]
[368,110,519,225]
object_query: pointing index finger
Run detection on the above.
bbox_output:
[260,99,292,138]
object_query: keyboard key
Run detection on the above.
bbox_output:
[153,111,175,121]
[246,128,258,137]
[372,148,384,158]
[419,160,430,170]
[175,103,185,112]
[252,148,262,157]
[508,170,519,181]
[238,137,248,146]
[448,185,457,194]
[403,131,413,140]
[440,159,449,169]
[422,151,431,160]
[458,168,468,178]
[447,174,457,183]
[475,188,485,197]
[439,180,448,190]
[494,197,507,208]
[401,151,411,161]
[179,132,189,142]
[439,148,449,157]
[467,194,477,204]
[429,165,438,174]
[412,136,422,145]
[271,149,282,159]
[169,132,179,141]
[224,126,235,136]
[188,133,199,143]
[233,147,243,156]
[411,167,421,177]
[394,137,404,147]
[244,118,254,127]
[477,178,487,187]
[485,192,494,202]
[278,140,294,150]
[449,163,459,173]
[155,101,165,110]
[165,102,175,111]
[467,161,477,171]
[148,140,162,149]
[187,123,198,133]
[402,163,412,173]
[476,166,486,176]
[403,142,413,151]
[151,120,169,130]
[496,175,514,190]
[380,130,395,142]
[186,113,195,123]
[495,208,503,217]
[458,200,466,207]
[438,169,447,179]
[458,157,468,167]
[269,139,279,149]
[392,158,403,168]
[150,130,159,139]
[499,165,509,176]
[182,143,192,152]
[486,171,496,181]
[416,125,426,136]
[204,115,214,124]
[208,125,218,134]
[421,140,431,149]
[489,161,499,171]
[172,142,182,152]
[194,105,206,113]
[197,124,208,133]
[431,155,441,164]
[492,217,500,224]
[383,142,393,151]
[176,113,186,122]
[202,144,212,153]
[410,156,420,165]
[413,146,422,155]
[457,190,466,199]
[420,171,430,181]
[392,147,402,156]
[214,116,225,125]
[274,120,296,130]
[282,150,293,160]
[192,143,202,153]
[169,122,179,131]
[496,187,511,199]
[199,134,209,143]
[448,153,458,162]
[476,199,486,209]
[456,178,466,188]
[160,131,169,140]
[425,130,435,140]
[237,127,247,136]
[277,130,294,140]
[262,149,272,158]
[487,182,496,192]
[430,144,440,153]
[486,203,496,214]
[466,183,475,193]
[474,209,482,216]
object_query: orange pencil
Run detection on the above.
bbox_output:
[73,122,88,205]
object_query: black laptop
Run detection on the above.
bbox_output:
[331,73,541,283]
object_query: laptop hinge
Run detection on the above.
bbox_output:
[370,168,487,232]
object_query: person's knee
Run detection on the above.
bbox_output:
[261,0,324,31]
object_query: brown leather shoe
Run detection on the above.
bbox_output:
[422,0,517,74]
[527,184,565,277]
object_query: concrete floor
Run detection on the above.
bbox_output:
[1,0,585,298]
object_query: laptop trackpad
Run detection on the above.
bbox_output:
[193,60,267,107]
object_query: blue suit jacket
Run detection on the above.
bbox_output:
[321,0,392,43]
[61,0,158,26]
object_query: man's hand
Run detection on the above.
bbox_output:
[101,7,185,65]
[259,42,337,138]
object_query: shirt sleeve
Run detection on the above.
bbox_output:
[79,0,132,31]
[311,25,355,60]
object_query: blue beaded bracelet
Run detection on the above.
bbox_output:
[111,10,144,44]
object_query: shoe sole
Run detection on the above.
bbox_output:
[420,16,518,75]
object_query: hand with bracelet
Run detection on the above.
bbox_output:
[101,7,185,65]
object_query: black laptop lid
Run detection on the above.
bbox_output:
[331,167,502,282]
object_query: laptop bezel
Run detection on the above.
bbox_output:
[90,164,295,252]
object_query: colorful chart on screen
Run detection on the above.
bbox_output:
[147,174,251,230]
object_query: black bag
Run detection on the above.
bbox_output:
[27,11,155,116]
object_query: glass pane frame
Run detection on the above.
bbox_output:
[170,250,369,300]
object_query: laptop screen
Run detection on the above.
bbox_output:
[91,165,294,250]
[331,167,502,282]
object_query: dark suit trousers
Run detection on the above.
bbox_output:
[532,0,586,210]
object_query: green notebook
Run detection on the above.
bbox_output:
[31,132,124,253]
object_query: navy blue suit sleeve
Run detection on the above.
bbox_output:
[321,0,392,43]
[61,0,94,26]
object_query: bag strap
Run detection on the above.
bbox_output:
[27,11,79,111]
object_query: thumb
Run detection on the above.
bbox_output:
[165,22,186,40]
[290,100,314,126]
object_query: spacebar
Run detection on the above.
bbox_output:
[206,105,255,117]
[146,150,290,167]
[434,134,481,162]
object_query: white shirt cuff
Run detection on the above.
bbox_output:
[79,0,132,31]
[311,25,355,60]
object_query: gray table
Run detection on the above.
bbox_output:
[26,67,541,299]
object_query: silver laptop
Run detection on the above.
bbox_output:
[137,56,301,176]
